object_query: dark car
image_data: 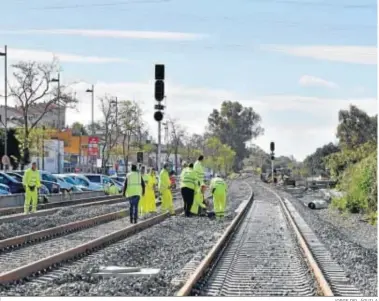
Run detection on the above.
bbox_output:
[0,172,25,194]
[11,171,60,194]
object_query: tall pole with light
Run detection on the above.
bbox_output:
[86,85,95,172]
[0,45,8,168]
[154,64,165,172]
[51,73,61,173]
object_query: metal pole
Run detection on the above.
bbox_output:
[115,97,118,137]
[157,121,161,172]
[42,126,45,170]
[4,45,7,166]
[271,158,274,183]
[91,85,95,135]
[57,73,61,173]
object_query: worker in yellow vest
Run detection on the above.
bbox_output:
[180,161,197,217]
[122,164,146,224]
[210,175,227,219]
[145,168,157,213]
[22,162,41,214]
[159,163,174,215]
[191,183,207,216]
[194,155,205,185]
[108,181,120,195]
[139,167,148,216]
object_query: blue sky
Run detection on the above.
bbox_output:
[0,0,377,160]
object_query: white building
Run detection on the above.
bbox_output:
[0,103,66,129]
[30,140,64,173]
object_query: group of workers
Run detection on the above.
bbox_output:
[21,156,228,223]
[122,154,228,224]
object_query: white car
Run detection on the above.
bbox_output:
[65,174,104,191]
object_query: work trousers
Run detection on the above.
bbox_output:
[181,187,195,217]
[24,189,38,214]
[128,195,140,224]
[213,191,226,219]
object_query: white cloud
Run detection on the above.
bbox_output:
[262,44,377,65]
[299,75,339,89]
[0,29,207,41]
[6,48,130,63]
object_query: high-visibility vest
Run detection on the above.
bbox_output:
[159,169,170,192]
[23,168,41,187]
[126,171,142,197]
[211,177,226,194]
[180,167,197,190]
[194,160,205,184]
[143,174,149,184]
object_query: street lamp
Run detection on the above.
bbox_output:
[86,85,95,135]
[0,45,8,165]
[42,125,46,170]
[51,73,61,173]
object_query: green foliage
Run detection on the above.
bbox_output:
[203,136,236,175]
[71,122,88,136]
[207,101,264,170]
[337,105,377,149]
[303,142,340,176]
[330,148,377,223]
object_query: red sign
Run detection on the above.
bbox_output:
[88,136,99,157]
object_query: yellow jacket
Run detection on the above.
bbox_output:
[194,160,205,185]
[159,169,170,192]
[23,168,41,189]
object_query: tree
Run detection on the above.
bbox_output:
[337,105,377,149]
[8,60,77,168]
[203,136,235,175]
[303,142,340,176]
[98,96,121,172]
[167,119,185,173]
[0,129,22,169]
[180,133,203,163]
[207,101,264,170]
[118,100,143,172]
[71,122,88,136]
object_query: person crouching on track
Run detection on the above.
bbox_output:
[159,163,175,215]
[145,168,157,213]
[108,182,120,195]
[190,183,207,216]
[180,161,197,217]
[122,164,145,224]
[210,174,227,219]
[23,162,41,214]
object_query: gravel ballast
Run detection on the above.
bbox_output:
[0,178,252,296]
[278,185,377,296]
[0,191,182,240]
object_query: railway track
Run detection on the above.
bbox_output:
[0,192,204,285]
[0,190,181,224]
[177,182,362,297]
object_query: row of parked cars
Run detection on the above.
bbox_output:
[0,171,127,197]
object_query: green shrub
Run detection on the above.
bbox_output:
[334,150,377,223]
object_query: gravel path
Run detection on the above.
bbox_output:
[0,191,181,240]
[0,179,252,297]
[278,185,377,296]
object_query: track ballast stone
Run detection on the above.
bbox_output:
[0,179,251,297]
[277,185,377,296]
[0,202,128,240]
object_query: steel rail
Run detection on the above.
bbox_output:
[176,183,335,297]
[177,181,254,296]
[0,207,184,284]
[0,190,180,224]
[0,193,209,284]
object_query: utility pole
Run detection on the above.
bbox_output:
[51,73,61,173]
[86,85,95,172]
[0,46,8,169]
[42,126,45,170]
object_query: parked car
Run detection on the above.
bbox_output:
[110,175,126,183]
[0,172,25,194]
[0,183,11,195]
[7,172,51,197]
[53,174,82,193]
[65,174,103,191]
[82,173,122,193]
[11,171,60,194]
